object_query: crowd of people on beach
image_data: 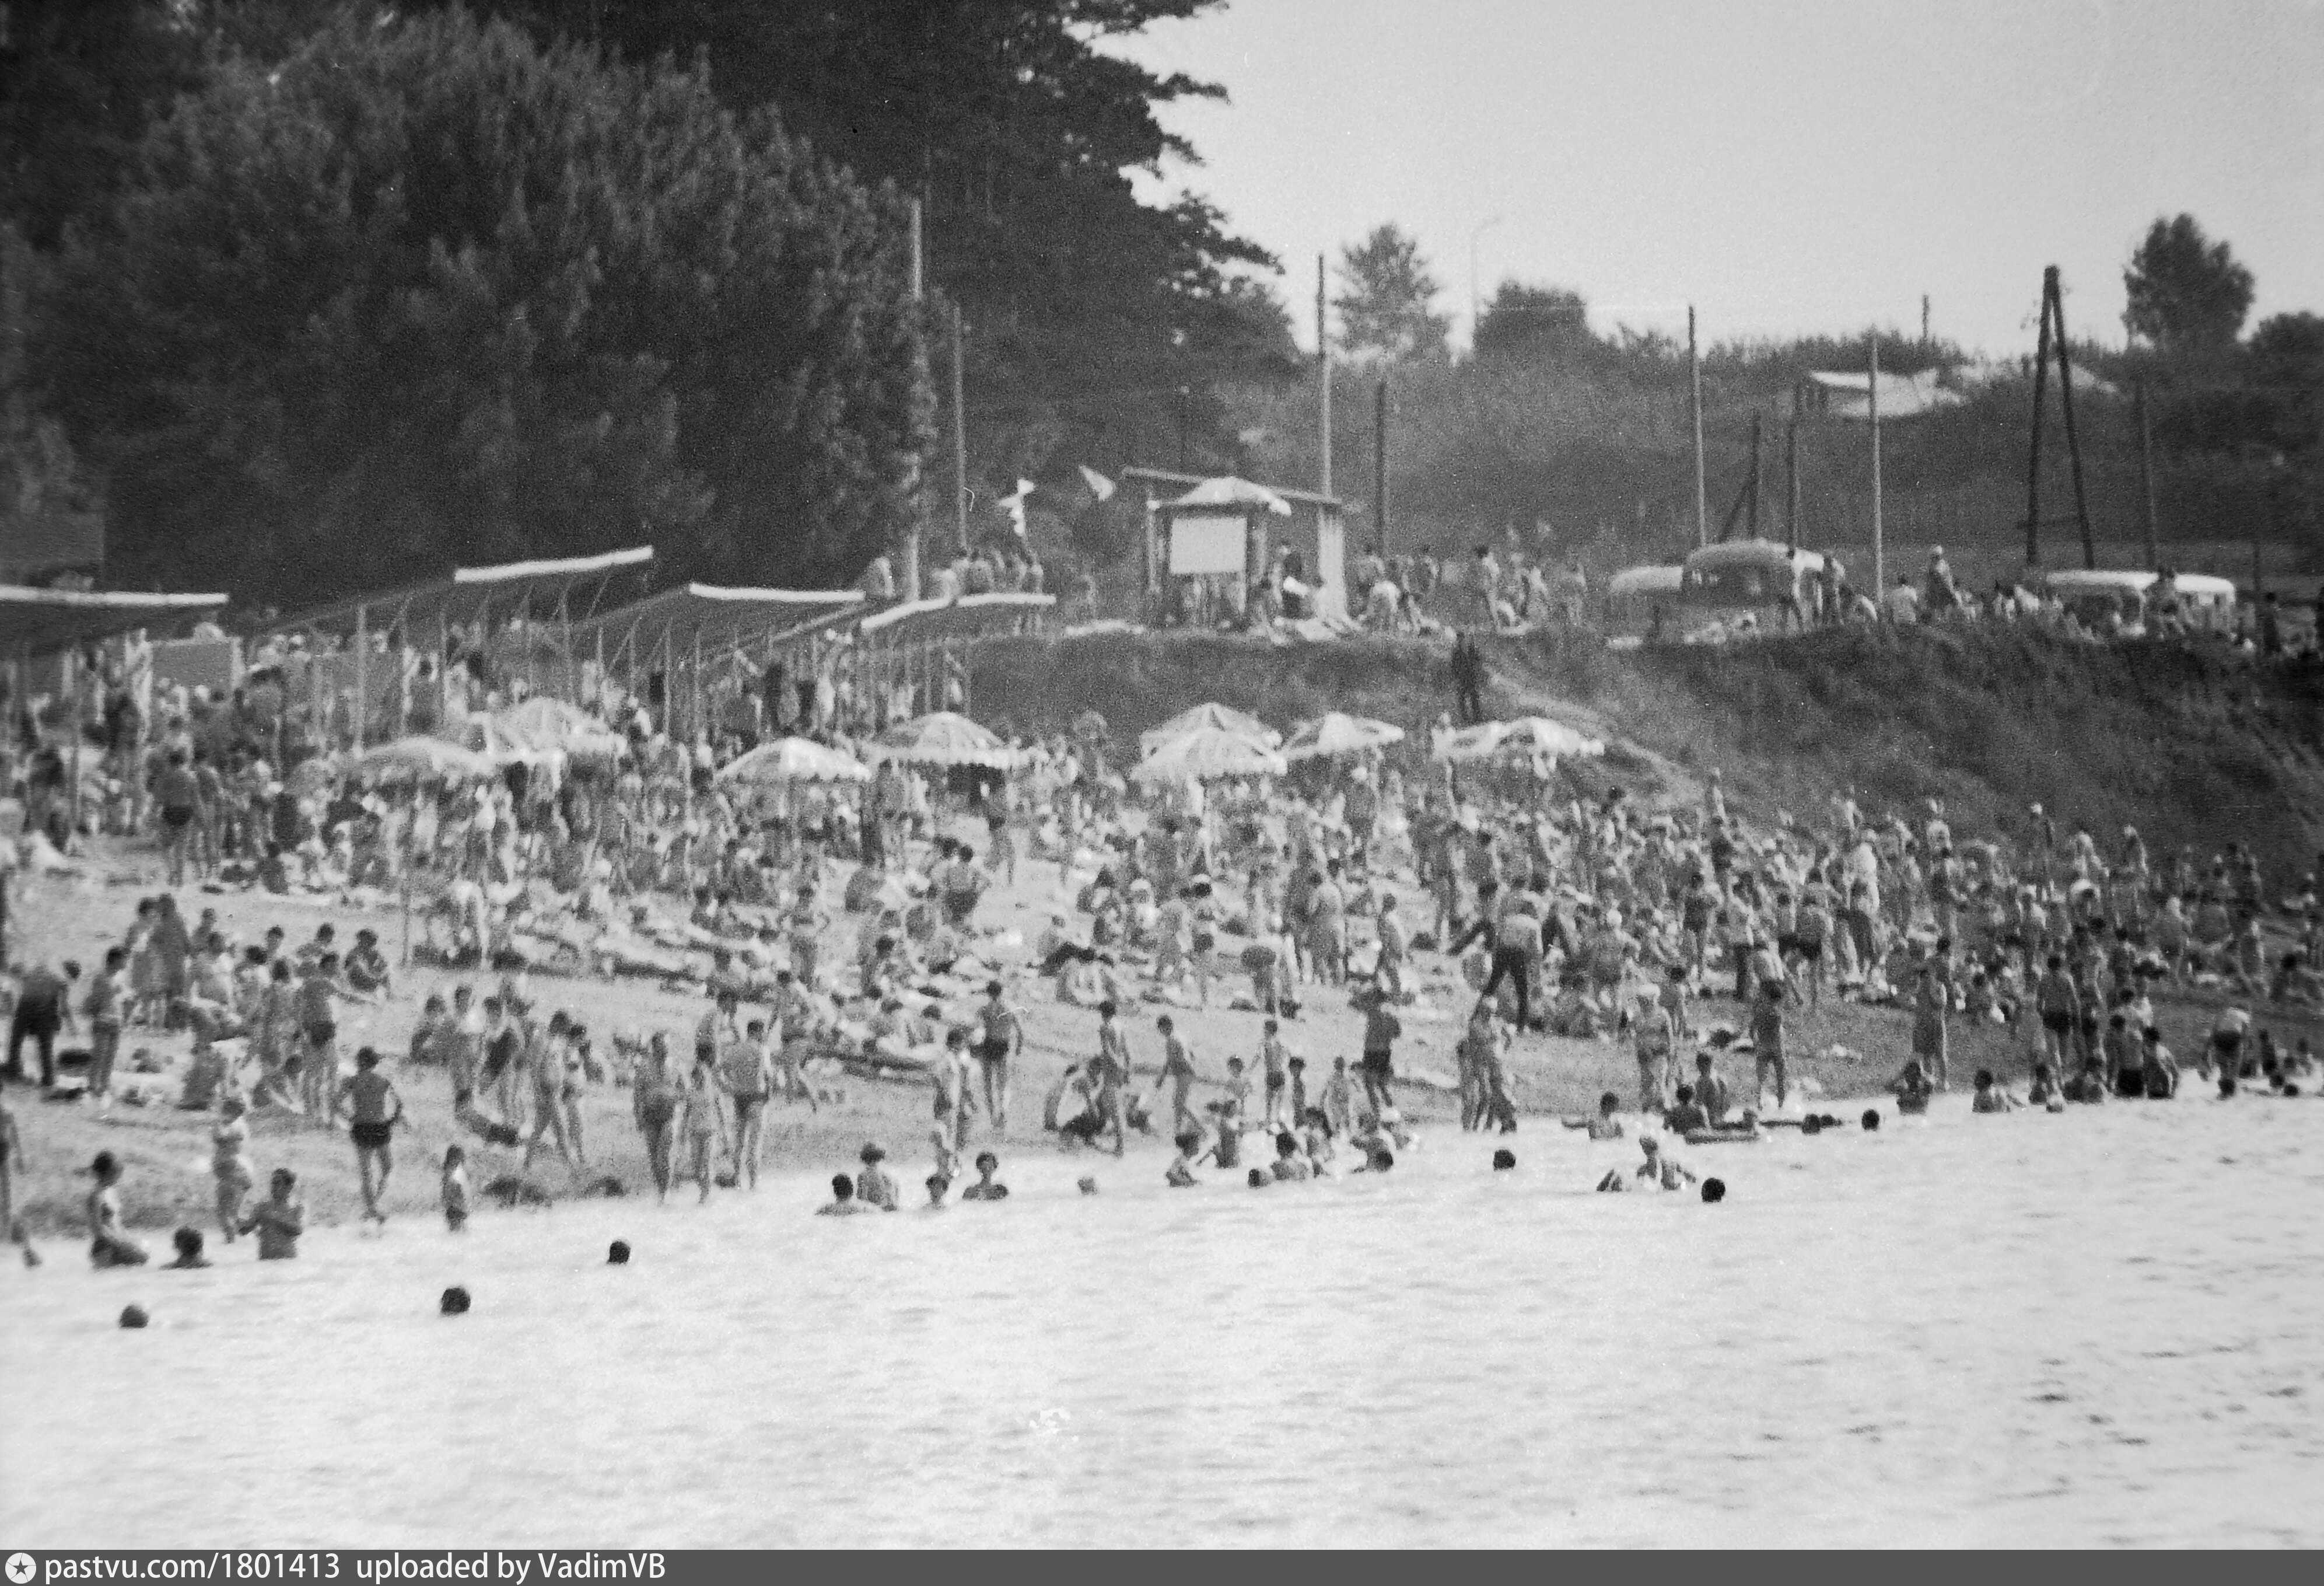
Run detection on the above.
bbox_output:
[10,583,2324,1269]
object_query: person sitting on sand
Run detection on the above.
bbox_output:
[961,1152,1009,1201]
[2025,1062,2062,1109]
[1891,1058,1934,1115]
[1562,1091,1628,1140]
[1166,1132,1202,1188]
[2063,1057,2110,1105]
[1969,1068,2017,1114]
[2138,1027,2180,1100]
[817,1174,879,1215]
[1269,1132,1314,1182]
[241,1168,305,1260]
[87,1151,148,1267]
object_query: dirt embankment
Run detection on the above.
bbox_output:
[972,625,2324,875]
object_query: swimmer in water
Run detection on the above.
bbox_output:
[1562,1091,1628,1140]
[961,1152,1009,1201]
[817,1174,877,1215]
[167,1226,211,1269]
[1633,1136,1697,1192]
[241,1168,305,1260]
[856,1144,900,1210]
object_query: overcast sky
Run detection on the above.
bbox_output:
[1117,0,2324,357]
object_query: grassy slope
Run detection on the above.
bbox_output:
[973,624,2324,876]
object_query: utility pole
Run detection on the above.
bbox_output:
[1869,337,1884,598]
[1746,411,1764,540]
[906,197,926,600]
[2049,267,2098,572]
[1374,377,1390,554]
[950,301,969,557]
[2025,275,2052,571]
[1688,305,1707,549]
[2136,379,2160,572]
[1920,294,1930,351]
[1317,253,1332,498]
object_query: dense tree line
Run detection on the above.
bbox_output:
[2,0,1292,603]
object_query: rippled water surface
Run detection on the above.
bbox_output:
[8,1096,2322,1547]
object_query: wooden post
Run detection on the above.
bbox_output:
[1374,377,1390,554]
[65,644,82,837]
[1747,411,1763,540]
[2025,275,2052,571]
[1689,305,1707,549]
[1921,294,1931,351]
[353,602,368,755]
[950,302,970,557]
[1317,254,1332,498]
[2137,380,2160,572]
[1786,410,1801,553]
[2049,268,2098,571]
[1869,338,1884,598]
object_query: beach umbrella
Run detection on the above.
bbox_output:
[868,711,1024,770]
[285,754,340,797]
[1281,712,1405,762]
[1139,701,1280,754]
[1131,725,1287,784]
[1432,722,1511,763]
[493,696,625,760]
[1496,717,1606,759]
[717,737,870,785]
[355,736,499,785]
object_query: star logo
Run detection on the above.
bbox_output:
[5,1553,36,1585]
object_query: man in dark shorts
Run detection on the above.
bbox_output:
[153,749,202,886]
[975,981,1022,1133]
[336,1047,404,1224]
[1357,979,1401,1115]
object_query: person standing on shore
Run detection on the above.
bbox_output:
[6,960,76,1089]
[336,1047,404,1224]
[1156,1015,1200,1137]
[1092,1001,1130,1157]
[633,1034,684,1202]
[976,981,1021,1134]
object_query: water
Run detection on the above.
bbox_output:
[7,1097,2322,1547]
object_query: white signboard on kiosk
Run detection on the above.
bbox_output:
[1167,512,1247,577]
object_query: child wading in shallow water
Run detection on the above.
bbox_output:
[442,1145,473,1232]
[212,1098,255,1241]
[88,1152,148,1267]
